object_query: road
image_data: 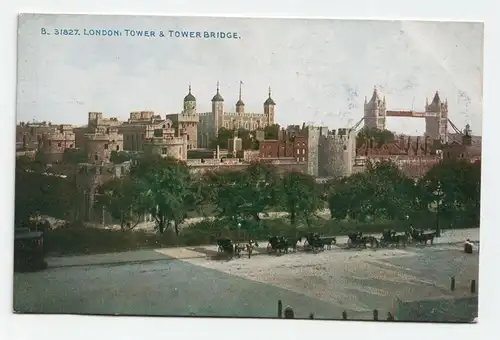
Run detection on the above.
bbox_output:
[13,228,479,320]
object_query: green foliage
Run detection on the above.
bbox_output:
[263,124,280,140]
[130,156,196,234]
[15,166,78,225]
[281,171,320,226]
[210,127,234,149]
[356,127,395,148]
[214,162,281,223]
[210,127,259,150]
[110,151,134,164]
[419,159,481,225]
[329,161,419,221]
[96,177,143,231]
[62,149,87,164]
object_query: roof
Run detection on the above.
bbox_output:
[264,97,276,105]
[184,85,196,102]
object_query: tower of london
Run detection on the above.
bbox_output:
[198,82,276,148]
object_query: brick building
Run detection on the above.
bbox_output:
[259,128,308,161]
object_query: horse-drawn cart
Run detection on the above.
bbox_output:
[14,229,47,272]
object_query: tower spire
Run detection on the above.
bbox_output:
[239,80,243,100]
[268,86,272,98]
[216,81,220,93]
[189,83,192,93]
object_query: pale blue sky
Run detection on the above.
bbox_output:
[16,14,483,135]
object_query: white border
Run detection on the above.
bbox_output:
[2,1,498,339]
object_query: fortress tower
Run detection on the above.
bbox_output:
[167,85,199,150]
[211,81,224,138]
[38,124,76,163]
[264,86,276,126]
[83,126,124,164]
[425,91,449,143]
[364,86,387,131]
[198,81,276,148]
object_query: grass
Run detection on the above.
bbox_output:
[43,214,478,257]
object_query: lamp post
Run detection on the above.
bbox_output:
[435,182,443,237]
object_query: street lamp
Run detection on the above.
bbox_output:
[435,182,443,237]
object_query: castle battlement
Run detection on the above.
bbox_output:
[129,111,156,121]
[176,114,199,123]
[43,131,76,141]
[147,136,185,146]
[84,133,122,141]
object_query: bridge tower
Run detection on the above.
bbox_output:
[425,91,449,143]
[364,86,386,130]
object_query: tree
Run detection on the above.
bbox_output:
[356,127,395,148]
[131,156,195,234]
[263,124,280,140]
[210,127,235,149]
[214,162,281,224]
[281,171,320,227]
[419,159,481,225]
[96,177,142,231]
[328,160,417,221]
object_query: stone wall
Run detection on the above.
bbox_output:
[318,129,356,179]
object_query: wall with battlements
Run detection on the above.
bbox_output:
[83,126,124,164]
[38,125,76,163]
[318,128,356,178]
[143,133,187,160]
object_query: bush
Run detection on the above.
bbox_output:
[44,213,478,256]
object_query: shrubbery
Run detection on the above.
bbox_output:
[43,212,475,256]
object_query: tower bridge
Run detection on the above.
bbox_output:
[350,87,465,143]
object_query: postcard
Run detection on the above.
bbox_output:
[14,13,482,322]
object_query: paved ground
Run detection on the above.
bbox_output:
[13,229,479,320]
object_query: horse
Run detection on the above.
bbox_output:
[245,240,259,258]
[267,236,289,255]
[347,232,367,249]
[362,235,379,248]
[410,228,435,245]
[380,230,406,248]
[304,233,331,253]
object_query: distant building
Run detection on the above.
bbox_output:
[441,124,481,163]
[198,82,276,148]
[228,137,243,156]
[258,127,308,161]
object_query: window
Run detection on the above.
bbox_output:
[104,144,109,150]
[162,148,167,155]
[69,144,73,148]
[48,141,52,146]
[57,142,61,147]
[116,145,120,151]
[301,157,305,161]
[302,149,305,155]
[94,154,98,161]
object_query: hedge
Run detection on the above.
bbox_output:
[43,213,477,256]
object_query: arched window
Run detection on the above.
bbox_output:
[94,154,98,161]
